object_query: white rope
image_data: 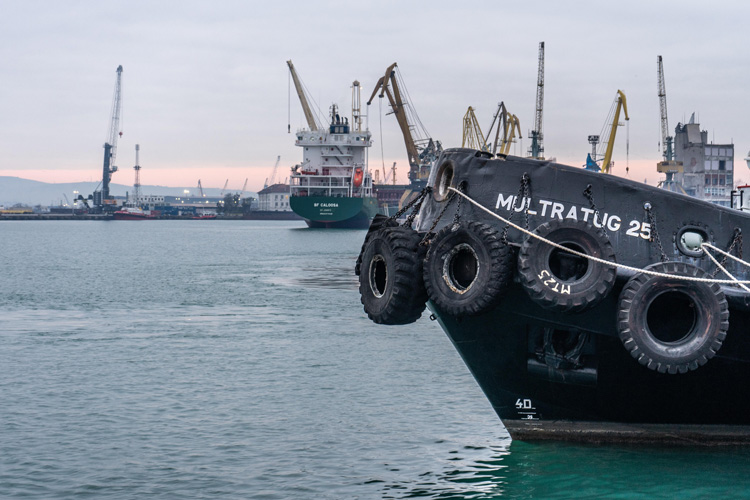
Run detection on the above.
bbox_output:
[700,245,750,293]
[446,186,750,286]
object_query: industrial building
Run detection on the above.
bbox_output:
[257,183,292,212]
[673,115,735,207]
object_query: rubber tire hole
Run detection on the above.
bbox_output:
[549,243,588,282]
[369,255,387,298]
[448,246,478,291]
[646,291,697,343]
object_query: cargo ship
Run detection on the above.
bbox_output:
[357,148,750,445]
[286,61,376,229]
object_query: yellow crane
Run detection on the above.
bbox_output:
[462,106,489,151]
[286,60,322,132]
[485,102,522,155]
[588,90,629,174]
[367,63,441,185]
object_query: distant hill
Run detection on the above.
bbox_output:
[0,177,256,206]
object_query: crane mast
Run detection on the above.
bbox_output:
[287,60,321,132]
[656,55,683,184]
[529,42,545,159]
[97,65,123,206]
[657,55,673,161]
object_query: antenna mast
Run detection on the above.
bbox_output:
[352,80,363,133]
[132,144,141,206]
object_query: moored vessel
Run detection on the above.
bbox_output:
[287,61,377,229]
[357,148,750,445]
[113,206,157,220]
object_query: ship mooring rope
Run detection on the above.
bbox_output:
[447,186,750,286]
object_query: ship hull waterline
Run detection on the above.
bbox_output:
[290,195,378,229]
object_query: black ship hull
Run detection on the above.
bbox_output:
[359,148,750,445]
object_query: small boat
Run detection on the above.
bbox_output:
[192,214,217,220]
[357,148,750,445]
[113,207,157,220]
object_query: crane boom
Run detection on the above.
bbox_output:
[270,155,281,185]
[368,63,420,169]
[499,114,522,156]
[108,65,124,167]
[529,42,545,159]
[287,60,320,131]
[367,63,441,186]
[601,90,629,174]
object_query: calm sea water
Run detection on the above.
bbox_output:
[2,220,750,499]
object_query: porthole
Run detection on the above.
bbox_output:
[432,161,455,202]
[676,226,708,258]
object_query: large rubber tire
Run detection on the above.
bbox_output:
[518,219,616,313]
[359,226,427,325]
[423,221,514,316]
[355,214,399,276]
[617,261,729,374]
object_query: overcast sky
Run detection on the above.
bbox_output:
[2,0,749,192]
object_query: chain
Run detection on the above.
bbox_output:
[582,184,608,239]
[420,191,457,246]
[711,228,743,277]
[402,187,431,228]
[386,186,429,226]
[643,202,668,262]
[450,182,465,229]
[502,173,530,244]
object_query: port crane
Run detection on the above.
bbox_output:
[486,102,522,156]
[94,65,124,208]
[287,60,322,132]
[367,62,442,187]
[264,155,281,188]
[462,107,489,151]
[528,42,545,159]
[196,179,205,197]
[220,179,229,196]
[656,55,684,188]
[587,90,629,174]
[240,178,248,197]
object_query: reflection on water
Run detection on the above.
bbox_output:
[378,438,750,499]
[270,265,359,290]
[381,441,512,499]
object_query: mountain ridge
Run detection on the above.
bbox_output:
[0,177,255,206]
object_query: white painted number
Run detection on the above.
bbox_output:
[626,220,651,240]
[537,269,571,294]
[515,398,533,409]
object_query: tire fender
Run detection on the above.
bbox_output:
[359,226,427,325]
[518,219,616,313]
[617,261,729,374]
[423,221,514,316]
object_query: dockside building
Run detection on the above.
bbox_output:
[674,115,734,207]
